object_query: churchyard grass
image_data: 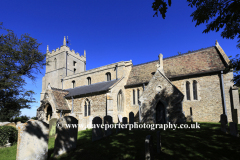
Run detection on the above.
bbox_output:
[0,143,17,160]
[48,122,240,160]
[1,122,240,160]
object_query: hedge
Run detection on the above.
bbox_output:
[0,126,18,146]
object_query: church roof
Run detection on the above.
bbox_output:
[126,46,227,87]
[65,79,119,98]
[51,88,70,110]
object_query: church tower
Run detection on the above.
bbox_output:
[40,37,86,100]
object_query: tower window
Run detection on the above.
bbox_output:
[186,81,190,100]
[106,72,111,81]
[193,80,198,100]
[74,68,76,74]
[87,77,91,85]
[72,80,75,88]
[73,61,77,66]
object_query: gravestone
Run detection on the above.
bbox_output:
[118,114,123,123]
[116,123,121,133]
[157,131,161,153]
[104,115,113,137]
[229,122,239,137]
[92,116,103,141]
[122,117,128,130]
[220,114,228,133]
[16,120,49,160]
[129,112,134,125]
[49,118,57,138]
[54,116,78,157]
[145,135,153,160]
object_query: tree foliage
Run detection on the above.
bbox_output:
[152,0,240,48]
[0,24,46,121]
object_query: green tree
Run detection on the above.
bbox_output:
[0,24,46,121]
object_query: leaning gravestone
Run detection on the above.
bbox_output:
[229,122,239,137]
[220,114,228,133]
[49,118,58,138]
[54,116,78,157]
[92,116,103,141]
[16,120,49,160]
[145,135,154,160]
[157,131,161,154]
[129,112,134,125]
[104,115,113,137]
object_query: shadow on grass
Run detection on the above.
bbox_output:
[48,122,240,160]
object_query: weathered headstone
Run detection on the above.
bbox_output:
[92,116,103,141]
[145,135,153,160]
[157,131,161,154]
[54,116,78,157]
[229,122,239,137]
[49,118,57,138]
[104,115,113,137]
[116,123,121,133]
[118,114,123,123]
[122,117,128,130]
[16,120,49,160]
[220,114,228,133]
[129,112,134,125]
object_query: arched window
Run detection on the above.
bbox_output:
[186,81,190,100]
[137,89,140,104]
[133,89,135,105]
[117,90,123,112]
[54,58,57,69]
[106,72,111,81]
[84,99,91,117]
[72,80,75,88]
[193,80,198,100]
[87,77,91,85]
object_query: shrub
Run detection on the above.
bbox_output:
[10,115,30,123]
[0,126,18,146]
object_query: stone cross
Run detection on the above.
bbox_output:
[92,116,103,141]
[54,116,78,157]
[16,120,49,160]
[145,135,153,160]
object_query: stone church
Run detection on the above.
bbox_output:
[36,37,240,128]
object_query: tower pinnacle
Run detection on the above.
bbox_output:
[63,36,66,46]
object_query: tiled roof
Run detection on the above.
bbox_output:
[51,88,70,110]
[126,46,226,86]
[65,79,119,98]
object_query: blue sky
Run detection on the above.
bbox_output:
[1,0,239,118]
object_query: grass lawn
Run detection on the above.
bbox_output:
[48,122,240,160]
[1,122,240,160]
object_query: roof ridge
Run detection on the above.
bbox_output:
[133,46,215,67]
[51,87,68,92]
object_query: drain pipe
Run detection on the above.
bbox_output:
[220,70,228,123]
[138,100,141,123]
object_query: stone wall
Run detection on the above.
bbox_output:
[171,71,237,123]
